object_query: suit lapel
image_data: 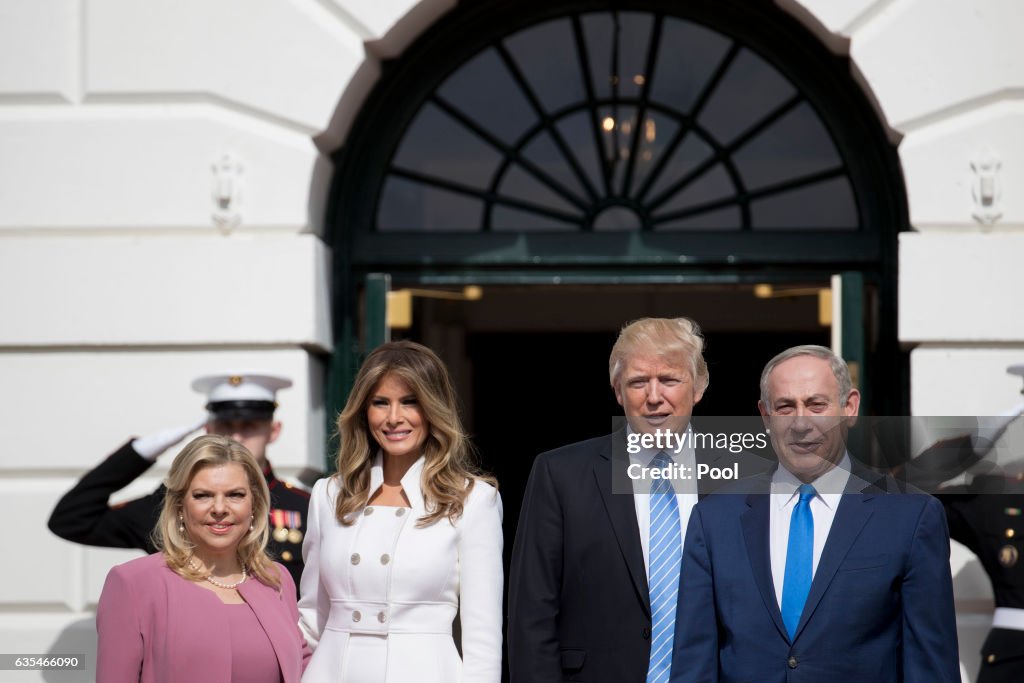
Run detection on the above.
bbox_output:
[792,466,879,641]
[690,419,722,500]
[594,437,650,617]
[695,447,722,499]
[740,489,790,642]
[239,578,293,683]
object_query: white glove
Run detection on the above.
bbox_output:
[970,400,1024,457]
[133,417,207,461]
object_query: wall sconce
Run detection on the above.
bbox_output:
[971,148,1002,226]
[211,153,243,232]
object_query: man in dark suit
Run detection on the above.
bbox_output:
[47,371,310,591]
[510,317,758,683]
[898,372,1024,683]
[671,345,959,683]
[940,472,1024,682]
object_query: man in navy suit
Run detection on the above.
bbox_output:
[671,345,959,683]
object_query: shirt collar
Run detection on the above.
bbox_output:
[369,450,426,511]
[771,452,852,511]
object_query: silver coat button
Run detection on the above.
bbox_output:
[352,610,361,622]
[395,508,407,517]
[378,611,387,623]
[351,553,361,565]
[364,507,374,516]
[381,553,391,565]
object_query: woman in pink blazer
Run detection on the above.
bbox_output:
[97,435,311,682]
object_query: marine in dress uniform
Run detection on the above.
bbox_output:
[938,475,1024,683]
[901,363,1024,683]
[47,372,311,592]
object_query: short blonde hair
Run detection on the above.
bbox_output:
[155,434,280,589]
[609,317,709,393]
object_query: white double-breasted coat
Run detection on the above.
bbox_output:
[298,455,503,682]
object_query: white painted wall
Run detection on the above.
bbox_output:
[901,232,1024,343]
[0,234,332,347]
[1,0,1021,679]
[0,1,358,677]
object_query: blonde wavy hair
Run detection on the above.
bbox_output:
[334,340,494,527]
[154,434,280,589]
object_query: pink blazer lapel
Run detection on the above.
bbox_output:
[239,578,300,683]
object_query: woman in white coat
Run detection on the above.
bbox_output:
[299,340,503,682]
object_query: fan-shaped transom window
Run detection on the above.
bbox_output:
[377,11,858,233]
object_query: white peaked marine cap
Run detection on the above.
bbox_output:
[191,372,293,420]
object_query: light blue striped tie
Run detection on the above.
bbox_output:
[647,451,680,683]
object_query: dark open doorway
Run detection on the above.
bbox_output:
[448,297,827,681]
[465,325,827,564]
[406,282,831,589]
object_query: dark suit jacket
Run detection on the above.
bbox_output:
[509,429,764,683]
[47,440,310,591]
[936,476,1024,680]
[671,463,960,683]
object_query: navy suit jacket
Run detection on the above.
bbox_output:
[670,464,959,683]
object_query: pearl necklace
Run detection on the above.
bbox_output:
[187,557,247,590]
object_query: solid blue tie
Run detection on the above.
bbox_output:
[781,484,816,640]
[647,452,681,683]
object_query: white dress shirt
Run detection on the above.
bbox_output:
[628,426,700,578]
[769,454,851,607]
